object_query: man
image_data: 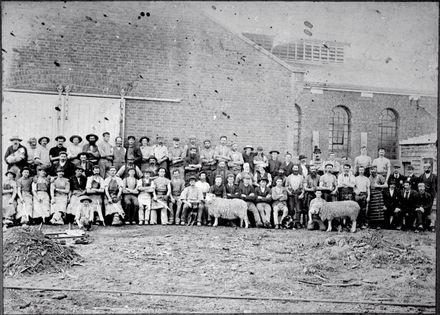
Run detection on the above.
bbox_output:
[212,160,234,186]
[307,190,327,231]
[195,171,211,225]
[97,132,114,178]
[318,163,338,202]
[419,163,437,200]
[322,152,341,177]
[125,136,142,167]
[168,137,186,180]
[372,148,391,181]
[242,145,256,173]
[116,158,143,179]
[122,168,140,225]
[271,177,289,229]
[85,165,105,225]
[137,169,154,225]
[103,166,125,226]
[184,146,202,185]
[298,154,309,178]
[337,164,356,201]
[49,151,74,179]
[50,168,70,225]
[382,179,400,229]
[49,135,67,163]
[253,146,268,170]
[113,136,127,172]
[235,163,253,186]
[4,135,28,177]
[268,150,282,178]
[354,146,372,176]
[286,164,305,229]
[395,181,418,231]
[184,136,201,157]
[253,164,272,187]
[169,169,185,225]
[66,166,87,224]
[354,165,370,229]
[406,165,420,191]
[32,166,51,224]
[151,167,171,225]
[303,165,320,214]
[414,182,434,232]
[255,178,272,228]
[179,175,204,225]
[238,174,263,228]
[153,136,169,172]
[387,164,405,192]
[144,156,159,179]
[3,170,18,225]
[200,139,217,185]
[34,136,51,171]
[209,175,226,198]
[16,167,33,225]
[83,134,101,165]
[67,135,83,166]
[139,136,153,172]
[281,152,295,177]
[26,137,38,175]
[310,146,324,175]
[77,152,94,178]
[275,168,287,187]
[214,136,231,165]
[225,173,239,199]
[228,143,244,175]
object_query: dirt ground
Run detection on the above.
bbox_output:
[3,224,436,314]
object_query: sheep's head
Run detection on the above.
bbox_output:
[205,193,216,203]
[309,199,325,215]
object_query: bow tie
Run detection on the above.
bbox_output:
[344,174,349,177]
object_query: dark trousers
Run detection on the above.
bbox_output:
[182,202,202,224]
[123,194,139,223]
[415,208,432,229]
[355,193,368,226]
[339,187,354,201]
[288,193,303,223]
[303,191,316,212]
[393,208,415,230]
[322,191,336,202]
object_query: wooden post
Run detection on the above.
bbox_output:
[56,84,63,135]
[120,88,126,140]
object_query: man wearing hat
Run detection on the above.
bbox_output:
[151,167,171,225]
[255,177,272,228]
[98,132,114,178]
[76,196,93,230]
[4,135,28,177]
[168,137,186,180]
[228,143,244,176]
[65,166,87,224]
[49,167,70,225]
[214,136,231,165]
[406,165,420,191]
[387,164,405,193]
[242,145,256,173]
[268,150,282,179]
[184,146,202,185]
[122,167,140,225]
[104,166,125,226]
[26,137,38,174]
[86,165,105,225]
[298,154,309,178]
[125,136,142,167]
[195,171,211,225]
[143,156,159,179]
[83,134,101,165]
[272,176,289,229]
[3,170,18,224]
[139,136,153,172]
[253,146,268,170]
[49,135,67,163]
[49,151,74,179]
[113,136,126,173]
[16,167,33,225]
[67,135,83,166]
[169,168,185,224]
[77,152,94,177]
[116,157,143,179]
[153,136,169,172]
[32,166,51,224]
[212,160,234,187]
[200,139,217,184]
[310,146,324,176]
[34,136,51,171]
[184,135,201,158]
[238,173,263,228]
[382,177,399,229]
[179,175,204,225]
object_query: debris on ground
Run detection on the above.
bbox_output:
[3,227,83,277]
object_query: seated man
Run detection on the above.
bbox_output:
[66,166,87,224]
[209,174,226,198]
[255,178,272,228]
[382,179,400,229]
[225,173,239,199]
[151,167,171,225]
[122,168,140,225]
[85,165,105,225]
[49,168,70,225]
[117,158,143,179]
[180,175,204,226]
[137,169,154,225]
[195,172,211,225]
[169,169,185,225]
[76,196,93,231]
[394,181,418,230]
[307,190,326,231]
[77,152,94,178]
[414,182,433,232]
[103,166,125,226]
[238,174,263,228]
[271,177,288,229]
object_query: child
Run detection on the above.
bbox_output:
[76,196,93,230]
[3,171,17,225]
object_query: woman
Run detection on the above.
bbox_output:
[3,171,17,225]
[368,165,388,229]
[139,136,153,172]
[16,167,33,225]
[50,168,70,225]
[32,166,51,224]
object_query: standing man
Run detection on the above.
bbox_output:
[271,177,289,229]
[405,165,420,191]
[253,146,268,170]
[200,139,217,184]
[354,166,370,229]
[49,136,68,163]
[214,136,231,165]
[4,135,28,177]
[372,148,391,182]
[212,160,234,186]
[318,163,338,202]
[125,136,142,167]
[184,136,201,157]
[83,134,101,165]
[354,146,372,176]
[112,136,127,173]
[268,150,282,179]
[337,164,356,201]
[395,181,417,231]
[303,165,320,214]
[153,136,169,172]
[419,163,437,201]
[168,137,186,180]
[169,169,185,224]
[139,136,153,172]
[387,164,405,192]
[67,135,83,166]
[184,146,201,184]
[16,167,33,225]
[26,137,38,175]
[97,132,114,178]
[137,170,154,225]
[65,166,87,223]
[228,143,244,176]
[34,136,51,172]
[286,164,305,229]
[242,145,256,173]
[298,154,309,178]
[151,167,171,225]
[122,168,140,225]
[49,168,70,225]
[281,152,295,177]
[322,152,341,177]
[368,165,388,229]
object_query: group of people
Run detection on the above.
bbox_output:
[3,133,437,232]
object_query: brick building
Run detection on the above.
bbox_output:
[3,2,437,167]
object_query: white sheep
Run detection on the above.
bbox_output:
[205,193,249,228]
[309,198,360,233]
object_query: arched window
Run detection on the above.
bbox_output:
[292,104,301,155]
[379,109,398,159]
[328,106,350,156]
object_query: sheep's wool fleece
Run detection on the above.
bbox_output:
[206,198,248,220]
[319,200,360,221]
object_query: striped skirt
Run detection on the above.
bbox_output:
[368,188,384,223]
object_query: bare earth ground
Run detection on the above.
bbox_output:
[3,224,436,314]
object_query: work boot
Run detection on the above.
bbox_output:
[112,215,123,226]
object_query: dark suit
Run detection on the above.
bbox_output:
[405,174,421,191]
[387,173,406,192]
[419,173,437,199]
[396,189,418,229]
[268,158,282,177]
[242,152,256,173]
[281,161,294,177]
[77,160,94,177]
[125,146,143,167]
[414,191,433,229]
[382,188,400,228]
[50,160,74,178]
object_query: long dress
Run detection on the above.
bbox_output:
[16,177,33,223]
[2,180,17,220]
[33,176,51,219]
[368,174,386,225]
[50,177,70,224]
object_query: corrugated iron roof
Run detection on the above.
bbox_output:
[399,133,437,145]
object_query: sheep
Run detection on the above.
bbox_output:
[309,198,360,233]
[205,193,249,228]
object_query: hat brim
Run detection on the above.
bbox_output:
[70,135,83,143]
[77,152,91,159]
[243,146,254,151]
[80,197,92,203]
[5,171,16,177]
[38,137,50,144]
[139,137,150,143]
[55,136,66,142]
[85,134,99,142]
[10,137,22,142]
[269,151,280,154]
